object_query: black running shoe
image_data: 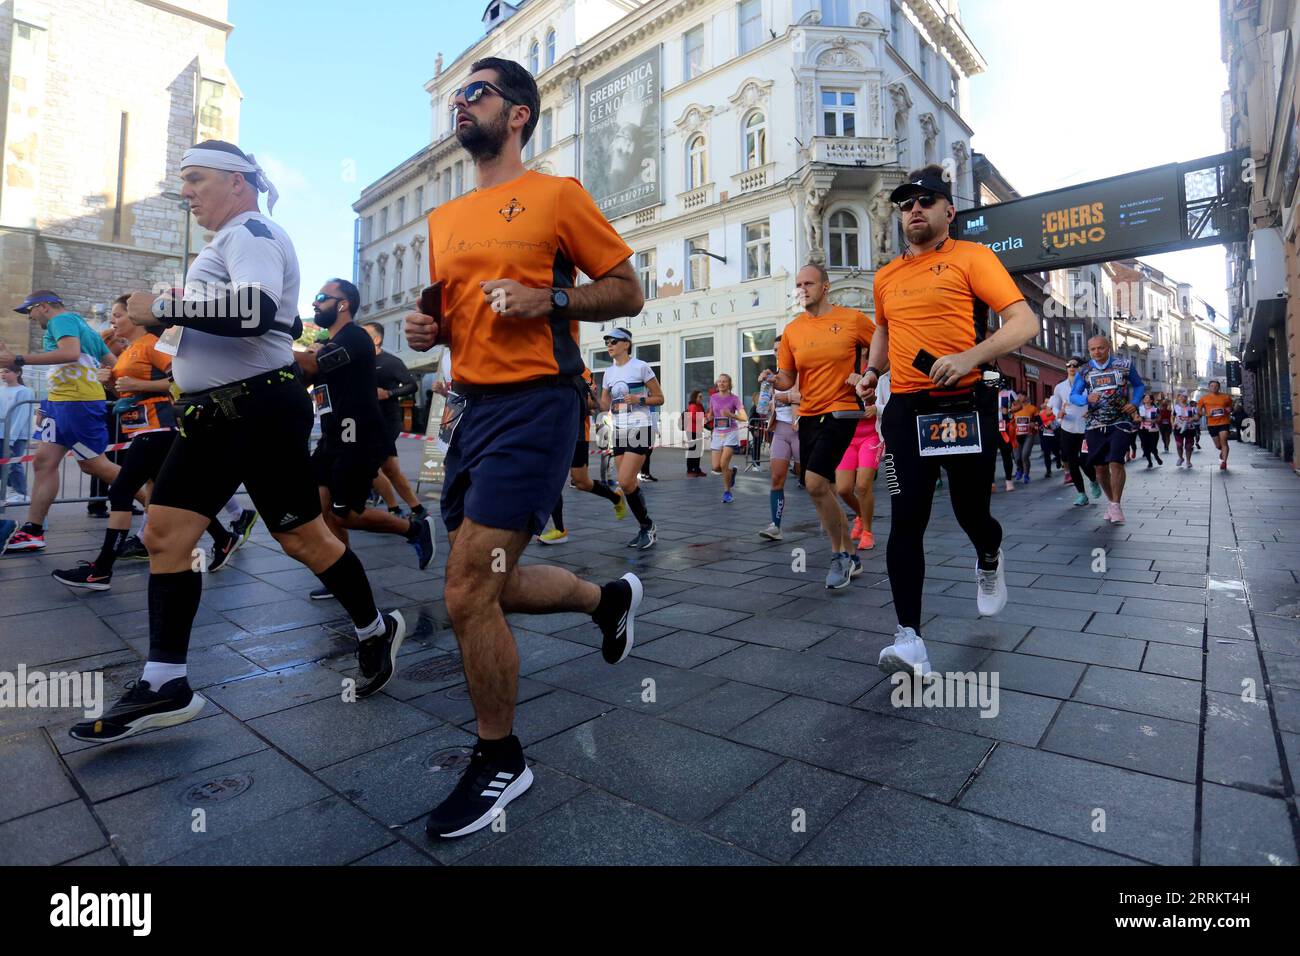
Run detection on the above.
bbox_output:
[52,561,113,591]
[593,572,642,664]
[68,677,204,743]
[231,508,258,545]
[116,534,149,560]
[408,513,437,570]
[425,737,532,839]
[356,610,406,698]
[630,524,656,550]
[207,534,238,573]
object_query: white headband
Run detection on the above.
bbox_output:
[181,146,279,214]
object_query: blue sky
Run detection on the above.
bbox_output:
[227,0,1229,319]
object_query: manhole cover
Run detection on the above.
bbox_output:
[405,654,464,683]
[182,772,253,804]
[426,747,473,773]
[445,685,472,701]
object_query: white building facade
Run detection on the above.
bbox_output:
[355,0,986,431]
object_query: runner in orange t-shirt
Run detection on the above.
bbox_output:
[1198,380,1234,470]
[403,57,646,839]
[855,164,1039,676]
[1011,395,1038,483]
[765,262,874,590]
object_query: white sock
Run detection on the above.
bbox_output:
[141,661,187,688]
[355,613,386,641]
[222,498,242,522]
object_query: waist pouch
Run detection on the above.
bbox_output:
[175,365,300,436]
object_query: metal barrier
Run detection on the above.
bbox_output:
[1,398,116,516]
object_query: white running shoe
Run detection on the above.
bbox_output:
[1110,503,1126,525]
[976,549,1008,616]
[878,625,931,676]
[758,523,783,540]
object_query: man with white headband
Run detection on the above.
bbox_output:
[69,140,405,745]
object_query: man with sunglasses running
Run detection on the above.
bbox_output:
[1070,334,1144,525]
[405,58,645,838]
[857,165,1038,675]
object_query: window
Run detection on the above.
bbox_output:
[635,342,662,384]
[528,39,539,75]
[827,209,860,268]
[396,197,405,224]
[442,172,451,203]
[686,236,710,291]
[890,3,904,50]
[590,349,612,393]
[413,244,422,289]
[525,135,535,161]
[738,0,762,55]
[744,220,770,279]
[949,68,959,109]
[414,186,423,214]
[920,43,932,89]
[378,259,387,301]
[743,111,767,168]
[683,335,715,406]
[198,79,225,141]
[822,89,856,137]
[454,161,464,195]
[683,25,704,80]
[545,29,556,67]
[820,0,851,26]
[686,134,708,188]
[636,250,657,299]
[540,110,553,151]
[394,255,403,298]
[380,207,389,235]
[740,327,776,403]
[364,216,374,244]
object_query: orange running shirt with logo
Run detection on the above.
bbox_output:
[112,334,175,434]
[425,170,633,386]
[1198,392,1232,426]
[1013,403,1038,435]
[873,239,1024,395]
[776,306,875,417]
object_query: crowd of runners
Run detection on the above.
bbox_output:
[0,55,1244,841]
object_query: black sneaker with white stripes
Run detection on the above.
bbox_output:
[68,676,205,743]
[355,610,406,698]
[592,572,642,664]
[425,736,533,839]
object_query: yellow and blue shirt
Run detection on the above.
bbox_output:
[42,312,109,402]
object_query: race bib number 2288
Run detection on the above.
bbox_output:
[917,410,982,457]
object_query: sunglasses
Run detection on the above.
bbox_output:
[898,194,941,213]
[448,80,519,111]
[313,293,342,304]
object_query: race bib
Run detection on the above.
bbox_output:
[918,410,982,457]
[436,390,466,454]
[118,404,150,429]
[154,326,184,356]
[1088,370,1120,393]
[1209,407,1228,422]
[1142,418,1158,432]
[311,384,332,416]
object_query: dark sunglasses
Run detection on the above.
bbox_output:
[448,80,519,111]
[314,293,342,304]
[898,194,941,213]
[1066,362,1079,368]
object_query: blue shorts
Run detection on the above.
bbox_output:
[442,383,581,535]
[1084,425,1133,467]
[33,400,109,460]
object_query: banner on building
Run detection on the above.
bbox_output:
[582,46,662,220]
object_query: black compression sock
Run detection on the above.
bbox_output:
[625,487,651,527]
[95,528,129,572]
[587,482,621,504]
[21,522,43,536]
[403,518,421,542]
[411,503,427,518]
[551,496,565,533]
[315,548,380,630]
[147,570,202,664]
[977,551,1001,572]
[476,734,522,759]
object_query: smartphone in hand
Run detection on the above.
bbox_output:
[913,349,938,376]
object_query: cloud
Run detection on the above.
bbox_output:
[252,153,311,196]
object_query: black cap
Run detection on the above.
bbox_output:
[889,171,953,205]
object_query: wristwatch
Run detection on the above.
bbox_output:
[12,355,24,368]
[550,288,570,312]
[151,296,171,321]
[864,366,882,378]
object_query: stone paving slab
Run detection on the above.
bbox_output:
[2,440,1299,865]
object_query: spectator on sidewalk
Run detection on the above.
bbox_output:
[0,367,34,504]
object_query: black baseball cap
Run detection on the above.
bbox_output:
[889,170,953,205]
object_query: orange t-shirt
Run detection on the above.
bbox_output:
[1198,393,1232,425]
[426,170,633,386]
[873,239,1024,394]
[776,306,875,417]
[581,366,594,441]
[112,334,174,434]
[1013,403,1038,435]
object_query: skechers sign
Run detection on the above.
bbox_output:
[955,164,1184,273]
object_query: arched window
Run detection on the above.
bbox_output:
[827,209,860,268]
[528,39,539,75]
[743,111,767,169]
[686,134,708,189]
[393,253,404,298]
[545,29,556,67]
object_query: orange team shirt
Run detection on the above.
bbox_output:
[426,170,633,386]
[873,239,1024,394]
[1198,393,1232,425]
[1013,403,1038,435]
[112,334,174,434]
[776,306,875,417]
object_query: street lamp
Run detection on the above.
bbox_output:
[161,191,192,282]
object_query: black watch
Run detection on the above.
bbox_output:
[550,288,570,311]
[864,366,881,378]
[12,355,24,368]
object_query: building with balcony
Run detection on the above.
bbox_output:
[353,0,985,427]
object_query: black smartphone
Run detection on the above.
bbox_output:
[913,348,938,375]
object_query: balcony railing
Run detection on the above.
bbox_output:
[811,136,896,167]
[678,183,714,212]
[732,163,775,194]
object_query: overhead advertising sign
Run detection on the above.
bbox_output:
[582,46,662,220]
[956,164,1185,273]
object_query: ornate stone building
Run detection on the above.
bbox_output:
[0,0,239,357]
